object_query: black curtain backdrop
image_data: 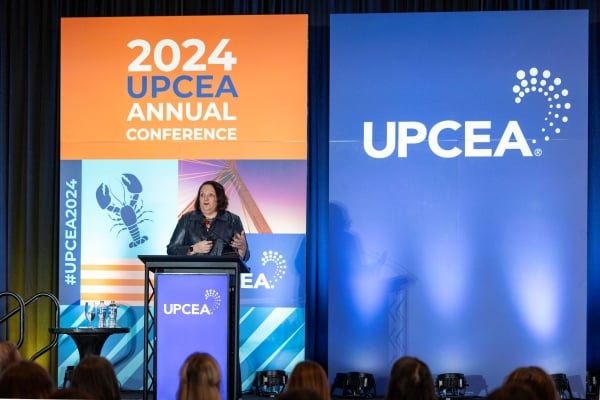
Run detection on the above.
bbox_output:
[1,0,598,379]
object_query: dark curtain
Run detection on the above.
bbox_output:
[1,0,598,380]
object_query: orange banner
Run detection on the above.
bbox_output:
[61,15,307,160]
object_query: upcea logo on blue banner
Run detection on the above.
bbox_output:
[329,10,588,392]
[330,11,588,161]
[363,67,575,159]
[241,233,306,307]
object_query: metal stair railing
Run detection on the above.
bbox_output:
[0,291,26,347]
[0,291,60,360]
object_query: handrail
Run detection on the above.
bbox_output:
[25,292,60,361]
[0,291,26,347]
[0,291,60,360]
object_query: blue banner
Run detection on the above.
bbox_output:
[329,10,588,394]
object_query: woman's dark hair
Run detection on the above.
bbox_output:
[71,355,121,400]
[384,356,437,400]
[278,387,325,400]
[504,366,558,400]
[49,387,93,399]
[488,382,541,400]
[194,180,229,212]
[0,360,55,399]
[0,341,22,376]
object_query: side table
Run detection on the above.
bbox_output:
[49,327,130,387]
[49,327,130,360]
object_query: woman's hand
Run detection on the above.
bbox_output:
[189,240,213,255]
[230,231,247,258]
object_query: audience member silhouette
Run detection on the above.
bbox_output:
[0,341,22,377]
[487,381,541,400]
[286,360,330,400]
[49,387,93,399]
[384,356,437,400]
[0,360,55,398]
[70,355,121,400]
[177,352,222,400]
[504,366,559,400]
[278,387,325,400]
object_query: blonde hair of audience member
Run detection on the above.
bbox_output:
[70,355,121,400]
[487,381,541,400]
[0,341,22,377]
[286,360,330,400]
[0,360,55,398]
[384,356,437,400]
[505,366,559,400]
[177,352,222,400]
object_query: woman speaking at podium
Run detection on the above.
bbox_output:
[166,180,249,261]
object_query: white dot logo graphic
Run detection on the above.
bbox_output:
[205,289,222,314]
[260,250,287,289]
[513,67,571,150]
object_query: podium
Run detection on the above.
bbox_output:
[139,255,248,400]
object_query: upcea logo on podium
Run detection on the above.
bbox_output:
[363,67,572,158]
[163,288,222,316]
[241,250,287,290]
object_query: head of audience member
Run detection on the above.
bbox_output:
[70,355,121,400]
[286,360,330,400]
[278,387,325,400]
[0,360,55,398]
[384,356,437,400]
[49,387,93,399]
[0,341,22,377]
[487,381,541,400]
[177,352,222,400]
[504,366,559,400]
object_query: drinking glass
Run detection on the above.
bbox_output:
[84,302,96,328]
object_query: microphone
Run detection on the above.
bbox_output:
[207,231,240,257]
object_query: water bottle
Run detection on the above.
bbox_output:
[107,300,118,328]
[97,301,106,328]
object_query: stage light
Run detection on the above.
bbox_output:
[254,370,288,397]
[436,373,467,398]
[331,372,376,398]
[551,373,573,399]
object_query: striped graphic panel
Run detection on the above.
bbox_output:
[80,264,149,306]
[55,305,304,392]
[240,306,305,391]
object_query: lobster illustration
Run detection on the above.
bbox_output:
[96,173,152,248]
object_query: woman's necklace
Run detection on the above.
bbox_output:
[204,215,215,230]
